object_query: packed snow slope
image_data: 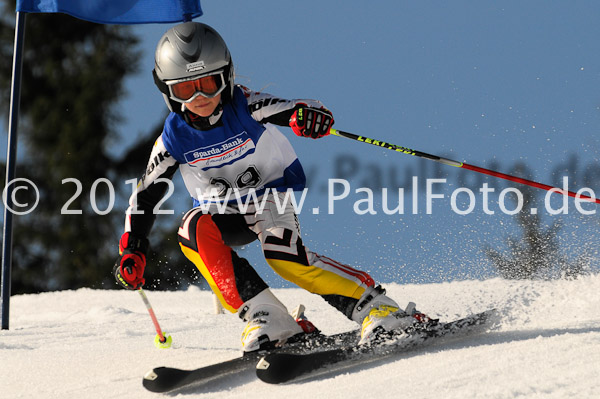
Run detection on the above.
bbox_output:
[2,274,600,399]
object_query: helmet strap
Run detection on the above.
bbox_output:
[152,68,169,96]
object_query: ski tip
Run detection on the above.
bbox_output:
[143,369,159,381]
[255,353,304,384]
[142,367,165,392]
[142,366,188,393]
[256,357,271,370]
[482,308,501,326]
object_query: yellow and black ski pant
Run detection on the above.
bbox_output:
[177,192,375,318]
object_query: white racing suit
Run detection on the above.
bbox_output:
[124,85,376,318]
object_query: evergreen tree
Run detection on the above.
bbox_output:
[0,5,139,292]
[0,4,205,293]
[484,163,588,279]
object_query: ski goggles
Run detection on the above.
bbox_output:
[166,71,227,102]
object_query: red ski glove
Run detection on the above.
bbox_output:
[289,106,334,139]
[114,232,149,290]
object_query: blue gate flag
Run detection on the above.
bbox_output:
[16,0,203,24]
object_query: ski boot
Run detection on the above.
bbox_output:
[352,285,434,345]
[239,289,317,352]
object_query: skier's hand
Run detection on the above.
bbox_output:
[114,253,146,290]
[290,106,334,139]
[114,232,149,290]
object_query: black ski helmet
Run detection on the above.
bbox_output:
[152,22,234,112]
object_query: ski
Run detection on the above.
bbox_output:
[142,328,359,393]
[255,309,497,384]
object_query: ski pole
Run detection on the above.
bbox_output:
[137,288,172,349]
[329,128,600,204]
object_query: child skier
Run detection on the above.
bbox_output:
[114,22,429,352]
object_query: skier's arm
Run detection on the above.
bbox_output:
[114,135,178,290]
[124,135,178,238]
[243,86,334,138]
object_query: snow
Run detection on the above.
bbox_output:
[2,275,600,398]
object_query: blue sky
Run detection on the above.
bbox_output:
[118,1,600,286]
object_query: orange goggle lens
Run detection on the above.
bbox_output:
[170,75,222,101]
